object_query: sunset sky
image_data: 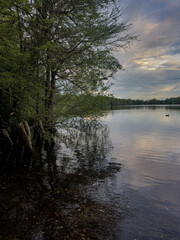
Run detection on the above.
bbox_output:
[111,0,180,99]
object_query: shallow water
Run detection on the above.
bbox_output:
[0,105,180,239]
[103,105,180,239]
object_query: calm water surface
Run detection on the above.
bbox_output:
[102,105,180,239]
[0,105,180,240]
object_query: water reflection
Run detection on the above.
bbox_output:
[2,106,180,240]
[0,119,122,240]
[104,105,180,239]
[111,104,180,110]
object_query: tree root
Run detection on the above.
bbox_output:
[1,129,13,146]
[17,121,32,151]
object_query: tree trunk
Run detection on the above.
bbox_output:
[17,122,32,151]
[45,67,50,110]
[38,119,45,134]
[48,70,56,131]
[16,6,23,53]
[49,70,56,110]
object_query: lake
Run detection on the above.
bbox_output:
[0,105,180,239]
[102,105,180,239]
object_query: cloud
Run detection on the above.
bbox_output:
[111,0,180,99]
[133,52,180,71]
[151,85,176,94]
[111,68,180,99]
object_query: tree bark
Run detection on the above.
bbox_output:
[38,119,45,134]
[17,122,32,151]
[48,70,56,131]
[45,67,50,110]
[49,70,56,110]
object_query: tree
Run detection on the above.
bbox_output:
[26,0,135,128]
[0,0,135,149]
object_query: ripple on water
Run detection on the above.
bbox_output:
[103,106,180,239]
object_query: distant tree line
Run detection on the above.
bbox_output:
[71,95,180,110]
[108,96,180,107]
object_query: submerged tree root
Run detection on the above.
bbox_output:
[1,129,13,146]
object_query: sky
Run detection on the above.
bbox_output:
[111,0,180,100]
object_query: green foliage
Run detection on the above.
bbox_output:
[54,94,110,120]
[0,0,135,131]
[106,96,180,108]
